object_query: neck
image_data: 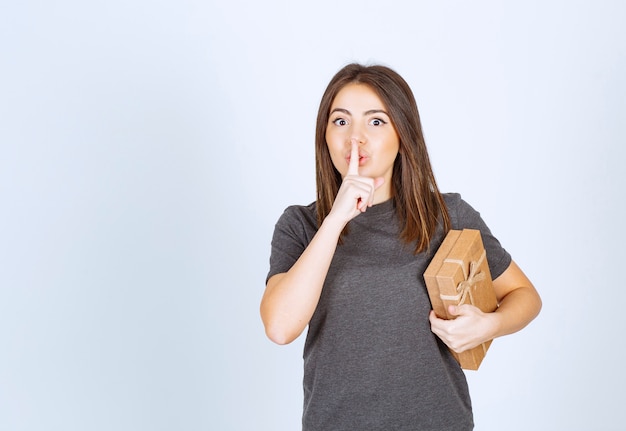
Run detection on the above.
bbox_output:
[373,182,393,204]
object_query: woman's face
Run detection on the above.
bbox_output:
[325,83,400,190]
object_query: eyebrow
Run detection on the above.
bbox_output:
[329,108,390,116]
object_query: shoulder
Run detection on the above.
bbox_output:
[273,201,318,241]
[276,201,317,226]
[441,192,512,278]
[442,192,463,210]
[441,192,480,228]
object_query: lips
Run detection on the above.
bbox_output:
[347,152,369,166]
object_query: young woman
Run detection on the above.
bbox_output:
[261,63,542,430]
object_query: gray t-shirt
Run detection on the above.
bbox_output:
[267,193,511,431]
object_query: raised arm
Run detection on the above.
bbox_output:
[261,215,345,345]
[261,140,384,344]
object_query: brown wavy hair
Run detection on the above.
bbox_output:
[315,63,450,253]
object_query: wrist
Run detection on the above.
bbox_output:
[486,308,505,340]
[320,212,348,235]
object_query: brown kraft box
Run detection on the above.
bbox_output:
[423,229,498,370]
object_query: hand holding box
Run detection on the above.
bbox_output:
[424,229,498,370]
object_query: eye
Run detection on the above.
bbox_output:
[370,118,388,126]
[332,118,348,126]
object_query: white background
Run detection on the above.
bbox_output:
[1,1,624,430]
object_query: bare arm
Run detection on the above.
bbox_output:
[261,140,385,345]
[261,215,344,345]
[489,260,542,336]
[429,259,542,353]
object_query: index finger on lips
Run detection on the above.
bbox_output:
[347,139,359,176]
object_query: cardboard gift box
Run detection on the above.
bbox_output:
[424,229,498,370]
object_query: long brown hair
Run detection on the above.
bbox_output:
[315,63,450,253]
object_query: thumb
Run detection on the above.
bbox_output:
[448,304,462,317]
[367,177,387,208]
[373,177,385,190]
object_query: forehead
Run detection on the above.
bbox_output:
[330,83,387,110]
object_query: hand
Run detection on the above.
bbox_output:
[429,304,499,353]
[327,139,385,224]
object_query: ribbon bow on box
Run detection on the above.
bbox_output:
[439,250,487,306]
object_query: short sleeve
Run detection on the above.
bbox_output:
[266,203,318,283]
[444,193,512,279]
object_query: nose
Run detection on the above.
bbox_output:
[349,123,366,144]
